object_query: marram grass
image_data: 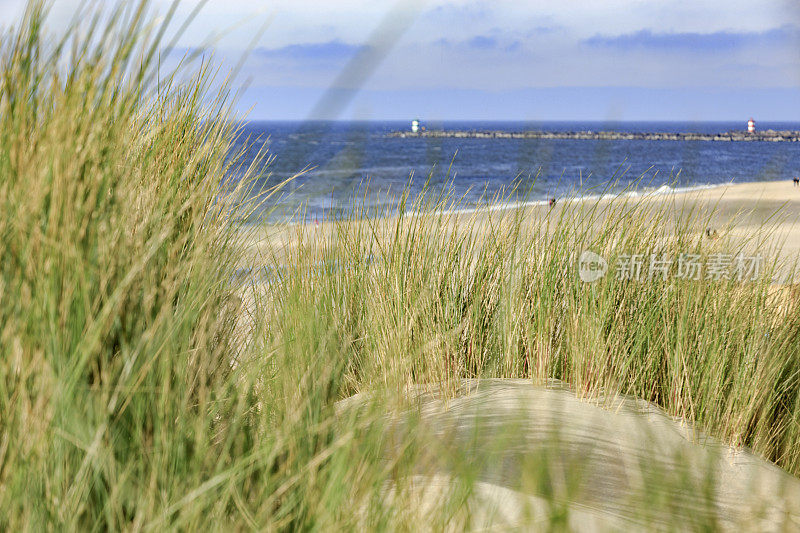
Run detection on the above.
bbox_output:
[258,184,800,472]
[0,1,269,528]
[2,1,800,530]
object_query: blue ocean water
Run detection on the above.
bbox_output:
[229,120,800,221]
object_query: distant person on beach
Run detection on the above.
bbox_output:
[549,198,556,208]
[794,177,799,187]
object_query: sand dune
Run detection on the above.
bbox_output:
[341,379,800,531]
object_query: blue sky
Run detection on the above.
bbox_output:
[2,0,799,121]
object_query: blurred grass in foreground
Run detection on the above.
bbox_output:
[2,1,800,530]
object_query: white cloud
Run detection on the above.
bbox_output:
[2,0,795,47]
[2,0,798,119]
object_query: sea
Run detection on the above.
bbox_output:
[227,120,800,222]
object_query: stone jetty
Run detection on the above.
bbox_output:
[388,129,800,142]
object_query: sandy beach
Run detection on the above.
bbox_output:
[244,179,800,281]
[622,179,800,267]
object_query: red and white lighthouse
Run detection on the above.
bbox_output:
[747,118,756,133]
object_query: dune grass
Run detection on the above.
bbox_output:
[0,1,268,528]
[243,183,800,527]
[255,184,800,471]
[2,1,800,529]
